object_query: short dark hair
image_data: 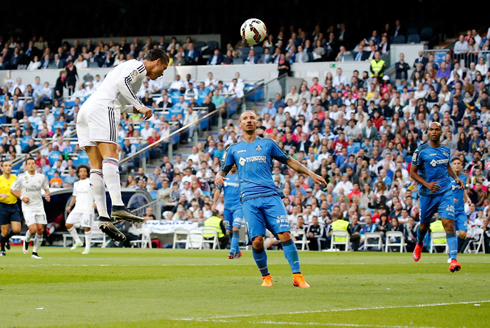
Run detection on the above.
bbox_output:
[26,157,36,164]
[145,48,169,64]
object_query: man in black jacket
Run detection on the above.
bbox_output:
[305,216,326,251]
[395,53,410,86]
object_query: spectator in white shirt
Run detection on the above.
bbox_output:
[204,72,218,91]
[140,121,155,139]
[169,75,185,93]
[332,68,348,88]
[227,78,244,99]
[284,98,298,118]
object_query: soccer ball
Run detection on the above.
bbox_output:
[240,18,267,45]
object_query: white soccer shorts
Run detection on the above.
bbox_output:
[66,212,94,228]
[77,103,119,149]
[23,211,47,226]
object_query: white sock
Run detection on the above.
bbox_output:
[90,169,109,218]
[68,227,82,244]
[33,234,43,253]
[25,230,32,242]
[102,158,124,206]
[84,231,92,251]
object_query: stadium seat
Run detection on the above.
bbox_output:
[206,40,219,50]
[193,40,207,50]
[407,34,420,43]
[429,231,447,253]
[384,231,406,253]
[173,229,190,249]
[420,27,433,40]
[130,228,152,249]
[233,57,244,64]
[329,231,350,251]
[187,228,205,249]
[392,35,406,44]
[254,46,264,55]
[464,229,486,254]
[363,232,383,251]
[292,228,310,251]
[201,228,220,249]
[48,151,62,165]
[406,27,418,36]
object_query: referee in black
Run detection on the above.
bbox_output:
[0,161,22,256]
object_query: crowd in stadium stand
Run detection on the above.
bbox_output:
[1,25,490,252]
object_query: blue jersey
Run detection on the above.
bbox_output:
[450,174,467,211]
[221,137,290,202]
[411,143,451,197]
[217,172,241,211]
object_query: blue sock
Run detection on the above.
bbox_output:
[230,231,240,256]
[447,232,458,260]
[281,239,301,274]
[417,227,427,246]
[252,247,269,276]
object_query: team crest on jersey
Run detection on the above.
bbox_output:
[131,70,139,77]
[256,145,262,151]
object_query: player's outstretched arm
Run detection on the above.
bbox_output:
[286,157,327,187]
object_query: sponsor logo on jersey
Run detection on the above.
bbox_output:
[237,150,247,154]
[430,158,449,167]
[446,205,455,213]
[239,155,267,166]
[224,182,239,188]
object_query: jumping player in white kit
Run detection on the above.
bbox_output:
[65,165,95,255]
[10,157,50,259]
[76,48,169,242]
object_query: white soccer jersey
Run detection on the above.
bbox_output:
[72,179,94,214]
[11,172,49,212]
[81,59,147,113]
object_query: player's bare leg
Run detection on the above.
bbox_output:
[85,146,126,243]
[97,142,143,223]
[442,218,461,272]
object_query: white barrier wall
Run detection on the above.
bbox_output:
[0,44,425,90]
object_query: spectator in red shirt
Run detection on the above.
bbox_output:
[309,77,323,94]
[333,133,348,153]
[371,110,383,130]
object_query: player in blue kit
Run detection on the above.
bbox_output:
[449,157,471,256]
[215,110,327,288]
[212,163,244,259]
[410,122,464,272]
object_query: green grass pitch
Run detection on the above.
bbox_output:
[1,247,489,327]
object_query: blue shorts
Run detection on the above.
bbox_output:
[223,208,244,231]
[454,209,467,232]
[242,195,289,240]
[0,202,21,225]
[419,189,455,224]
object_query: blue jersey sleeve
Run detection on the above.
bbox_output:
[220,147,235,173]
[412,147,422,167]
[270,139,290,164]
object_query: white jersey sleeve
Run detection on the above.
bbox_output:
[114,60,147,111]
[81,59,148,113]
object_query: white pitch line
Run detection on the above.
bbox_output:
[182,300,490,321]
[174,318,432,328]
